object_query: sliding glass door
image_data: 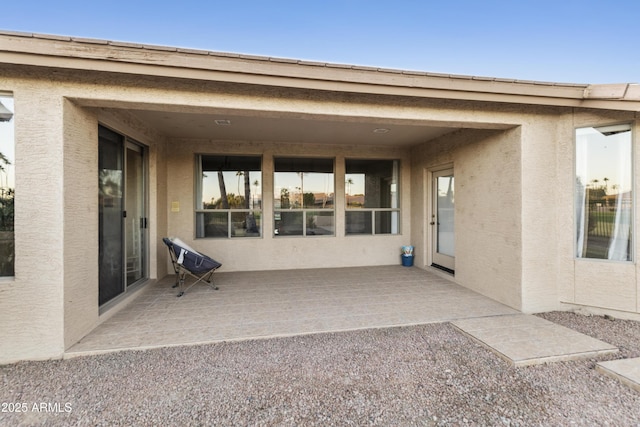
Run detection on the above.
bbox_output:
[99,125,147,306]
[125,143,145,285]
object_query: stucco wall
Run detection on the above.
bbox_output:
[457,128,523,309]
[0,68,170,362]
[63,100,99,349]
[0,84,66,362]
[518,115,563,313]
[409,106,640,316]
[411,128,524,310]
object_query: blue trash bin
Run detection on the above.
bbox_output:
[401,254,414,267]
[401,246,414,267]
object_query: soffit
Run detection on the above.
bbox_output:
[127,109,458,146]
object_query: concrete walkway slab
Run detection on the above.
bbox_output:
[452,314,618,366]
[597,357,640,392]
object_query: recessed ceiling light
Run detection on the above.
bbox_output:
[215,119,231,126]
[373,128,389,134]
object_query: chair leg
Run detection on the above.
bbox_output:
[171,271,180,289]
[204,271,219,290]
[174,271,219,296]
[176,272,186,297]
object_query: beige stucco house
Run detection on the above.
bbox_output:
[1,30,640,364]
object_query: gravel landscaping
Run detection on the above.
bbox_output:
[1,311,639,426]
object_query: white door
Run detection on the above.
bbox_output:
[431,168,455,273]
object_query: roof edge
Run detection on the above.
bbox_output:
[2,30,640,108]
[0,29,590,88]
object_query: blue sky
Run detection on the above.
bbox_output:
[2,0,639,84]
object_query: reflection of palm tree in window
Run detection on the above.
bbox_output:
[0,152,10,173]
[217,171,229,209]
[253,180,259,209]
[236,171,244,195]
[346,178,354,195]
[295,187,302,208]
[243,171,251,209]
[297,172,307,207]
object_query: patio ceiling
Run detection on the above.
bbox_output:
[127,109,459,146]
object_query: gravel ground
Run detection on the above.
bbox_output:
[1,311,640,426]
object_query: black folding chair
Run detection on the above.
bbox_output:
[163,237,222,297]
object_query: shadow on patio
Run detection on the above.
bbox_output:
[66,266,518,357]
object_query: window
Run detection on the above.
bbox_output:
[274,157,334,236]
[575,124,632,261]
[0,95,14,276]
[196,155,262,238]
[345,159,399,235]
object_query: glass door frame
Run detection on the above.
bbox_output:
[98,124,149,310]
[124,140,148,288]
[430,166,455,274]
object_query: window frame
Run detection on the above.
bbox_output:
[273,157,335,237]
[345,158,401,236]
[574,123,634,262]
[195,154,263,239]
[0,93,14,278]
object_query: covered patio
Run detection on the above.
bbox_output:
[67,266,518,357]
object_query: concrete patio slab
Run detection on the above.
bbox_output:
[451,314,618,366]
[66,266,518,357]
[67,266,624,372]
[597,357,640,392]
